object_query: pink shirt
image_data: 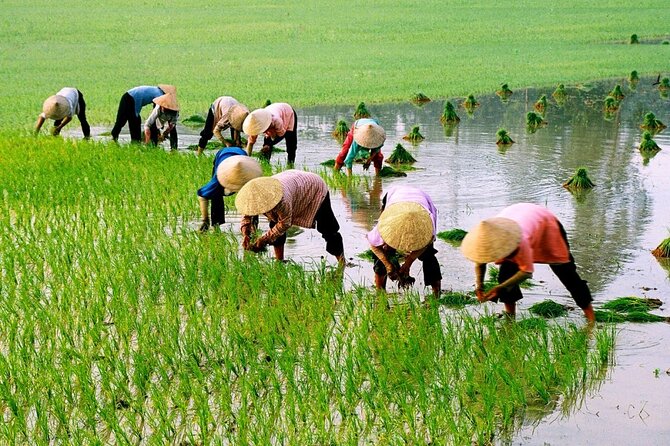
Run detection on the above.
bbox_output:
[367,186,438,248]
[266,103,295,137]
[496,203,570,273]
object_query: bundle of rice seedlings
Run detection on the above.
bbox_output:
[187,141,223,151]
[534,95,548,114]
[411,92,431,104]
[517,318,549,330]
[651,235,670,258]
[496,83,513,100]
[640,112,667,131]
[320,159,336,167]
[624,311,668,322]
[440,291,476,308]
[437,228,468,243]
[353,102,371,119]
[603,297,663,312]
[482,266,533,292]
[403,126,425,142]
[659,78,670,92]
[595,310,626,323]
[379,166,407,177]
[639,131,661,151]
[331,119,350,140]
[181,114,207,127]
[496,128,514,145]
[563,167,595,189]
[357,249,403,266]
[440,101,461,124]
[526,111,546,129]
[628,70,640,87]
[263,99,272,107]
[529,300,568,318]
[604,96,619,113]
[630,33,639,44]
[463,94,479,112]
[386,143,416,164]
[552,83,567,104]
[609,84,625,101]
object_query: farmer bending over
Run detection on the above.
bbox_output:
[368,185,442,299]
[460,203,595,322]
[35,87,90,138]
[197,148,262,231]
[144,93,180,150]
[334,118,386,176]
[235,170,345,266]
[111,84,175,143]
[196,96,249,155]
[243,102,298,165]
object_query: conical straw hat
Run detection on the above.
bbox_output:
[216,156,263,194]
[158,84,177,94]
[460,217,522,263]
[242,108,272,136]
[235,176,283,215]
[229,104,250,131]
[378,202,433,252]
[42,95,69,120]
[153,93,180,111]
[353,121,386,149]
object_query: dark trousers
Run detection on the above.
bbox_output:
[373,243,442,286]
[54,90,90,138]
[269,193,344,257]
[263,108,298,164]
[497,222,592,309]
[198,108,240,148]
[148,123,179,150]
[111,93,142,142]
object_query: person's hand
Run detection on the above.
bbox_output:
[387,264,399,281]
[398,263,411,278]
[483,287,500,302]
[198,221,210,232]
[242,235,252,250]
[158,133,166,142]
[51,126,61,136]
[250,240,266,253]
[475,288,487,302]
[362,159,371,171]
[261,145,272,155]
[398,275,415,289]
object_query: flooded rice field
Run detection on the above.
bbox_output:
[81,78,670,443]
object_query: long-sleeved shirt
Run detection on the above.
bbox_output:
[211,96,241,133]
[367,185,438,248]
[144,105,179,130]
[265,103,295,137]
[127,86,164,117]
[197,147,248,199]
[494,203,570,273]
[339,118,384,169]
[40,87,79,119]
[241,170,328,245]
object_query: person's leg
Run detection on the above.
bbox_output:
[268,220,288,261]
[497,261,523,316]
[313,193,345,264]
[418,243,442,298]
[169,126,178,150]
[111,93,134,141]
[373,252,390,291]
[198,108,215,150]
[148,123,159,145]
[285,109,298,165]
[128,113,142,142]
[76,90,91,138]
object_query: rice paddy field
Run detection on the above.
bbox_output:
[2,1,670,444]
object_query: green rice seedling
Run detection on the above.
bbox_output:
[609,84,625,100]
[378,166,407,177]
[353,102,371,119]
[437,228,468,243]
[181,114,207,127]
[496,128,514,145]
[623,311,668,323]
[411,92,431,104]
[320,158,336,167]
[640,112,667,131]
[516,317,549,330]
[595,310,627,323]
[651,235,670,258]
[386,143,416,164]
[496,83,513,101]
[440,101,461,124]
[482,266,534,292]
[659,78,670,92]
[439,291,476,308]
[628,70,640,89]
[332,119,350,140]
[603,96,619,113]
[403,125,425,143]
[639,131,661,151]
[187,141,224,151]
[552,83,567,105]
[463,94,479,113]
[526,111,547,133]
[602,296,663,312]
[529,300,568,318]
[630,33,639,44]
[263,98,272,107]
[534,95,548,114]
[563,167,595,189]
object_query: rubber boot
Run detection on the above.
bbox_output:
[198,197,210,231]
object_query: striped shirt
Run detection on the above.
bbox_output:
[241,170,328,245]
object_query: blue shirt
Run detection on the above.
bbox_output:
[197,147,248,199]
[127,86,164,117]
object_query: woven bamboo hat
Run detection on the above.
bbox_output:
[460,217,522,263]
[235,177,283,215]
[229,104,250,132]
[242,109,272,136]
[216,156,262,194]
[353,121,386,149]
[42,95,69,120]
[378,202,433,252]
[154,93,180,111]
[158,84,177,94]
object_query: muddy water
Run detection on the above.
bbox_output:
[76,79,670,443]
